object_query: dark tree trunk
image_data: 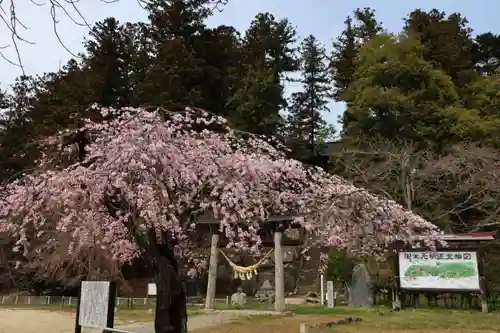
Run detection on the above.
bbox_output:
[109,197,189,333]
[153,254,188,333]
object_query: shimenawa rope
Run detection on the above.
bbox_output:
[219,249,274,280]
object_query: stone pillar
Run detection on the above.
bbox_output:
[204,231,219,310]
[320,274,324,306]
[327,281,334,308]
[480,276,489,313]
[274,225,285,312]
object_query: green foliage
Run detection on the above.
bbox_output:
[242,13,299,81]
[135,37,206,110]
[325,249,355,290]
[471,32,500,75]
[404,9,474,87]
[231,12,298,134]
[342,33,460,148]
[330,8,383,103]
[83,17,136,108]
[226,65,283,135]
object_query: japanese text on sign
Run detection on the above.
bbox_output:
[78,281,111,328]
[403,252,472,261]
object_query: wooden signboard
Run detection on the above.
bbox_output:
[147,283,157,296]
[74,281,116,333]
[398,250,481,292]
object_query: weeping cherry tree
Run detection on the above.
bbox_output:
[0,106,442,333]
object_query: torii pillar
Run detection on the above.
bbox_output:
[204,230,219,310]
[274,223,285,312]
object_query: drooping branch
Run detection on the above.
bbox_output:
[0,105,442,284]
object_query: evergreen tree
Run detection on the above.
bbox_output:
[230,13,298,134]
[145,0,211,47]
[243,13,298,84]
[82,17,135,108]
[29,59,103,136]
[353,7,383,43]
[135,0,238,112]
[329,8,382,133]
[226,65,283,135]
[0,88,9,118]
[404,9,474,87]
[286,35,333,159]
[471,32,500,76]
[342,34,460,149]
[0,76,40,182]
[123,21,157,102]
[134,37,206,110]
[330,16,357,102]
[21,17,142,140]
[134,0,208,109]
[330,8,382,101]
[194,25,243,117]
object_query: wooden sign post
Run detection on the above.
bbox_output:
[74,281,117,333]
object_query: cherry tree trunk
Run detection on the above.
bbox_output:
[153,255,188,333]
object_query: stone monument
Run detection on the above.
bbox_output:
[348,264,373,307]
[255,271,274,302]
[231,287,247,306]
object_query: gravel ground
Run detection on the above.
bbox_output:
[0,308,281,333]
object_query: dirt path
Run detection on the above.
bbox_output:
[0,308,280,333]
[107,310,280,333]
[0,308,75,333]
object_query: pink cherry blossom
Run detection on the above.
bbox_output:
[0,106,442,275]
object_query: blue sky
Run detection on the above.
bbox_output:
[0,0,497,129]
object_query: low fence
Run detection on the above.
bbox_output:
[0,295,265,308]
[1,295,78,306]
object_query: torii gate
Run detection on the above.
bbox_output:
[198,213,302,313]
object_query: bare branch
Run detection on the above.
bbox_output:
[330,140,500,233]
[0,0,229,73]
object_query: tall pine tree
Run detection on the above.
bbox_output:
[286,35,333,159]
[226,65,283,135]
[330,8,382,134]
[134,0,210,109]
[242,13,298,85]
[330,16,357,102]
[83,17,135,108]
[0,76,42,182]
[145,0,211,48]
[229,13,298,134]
[135,0,240,113]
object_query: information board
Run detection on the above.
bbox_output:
[78,281,111,328]
[398,251,480,291]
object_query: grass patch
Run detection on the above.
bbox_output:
[192,307,500,333]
